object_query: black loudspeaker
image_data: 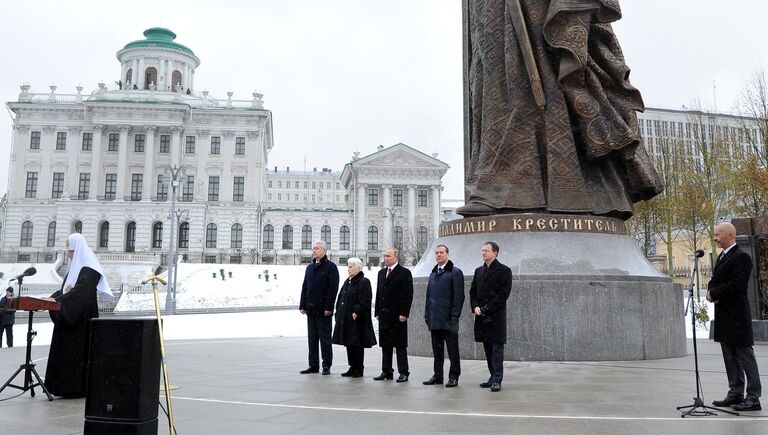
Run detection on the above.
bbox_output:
[84,418,158,435]
[85,318,162,425]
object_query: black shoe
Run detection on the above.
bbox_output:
[351,370,364,378]
[712,396,744,407]
[300,367,319,374]
[733,399,762,411]
[422,376,443,385]
[479,382,492,388]
[322,367,331,375]
[445,379,458,388]
[396,374,409,383]
[341,369,353,377]
[490,382,501,392]
[373,372,393,381]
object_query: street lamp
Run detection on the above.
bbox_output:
[161,165,188,314]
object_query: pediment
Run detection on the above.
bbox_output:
[354,143,448,170]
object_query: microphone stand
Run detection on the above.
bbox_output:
[676,253,737,417]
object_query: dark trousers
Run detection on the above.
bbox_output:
[482,341,504,384]
[430,329,460,380]
[346,346,364,372]
[307,315,332,369]
[0,324,12,348]
[381,346,409,375]
[721,342,762,399]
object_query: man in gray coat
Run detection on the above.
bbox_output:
[423,245,465,387]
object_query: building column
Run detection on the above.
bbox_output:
[131,58,139,86]
[158,58,166,91]
[90,125,104,199]
[167,59,175,89]
[407,185,416,239]
[357,184,367,253]
[137,57,145,89]
[142,127,156,201]
[382,184,392,247]
[432,185,441,236]
[184,65,191,90]
[170,127,183,168]
[115,125,129,200]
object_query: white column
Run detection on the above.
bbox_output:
[142,127,156,201]
[137,57,145,89]
[120,63,127,86]
[357,184,367,252]
[159,58,166,91]
[168,59,175,90]
[115,126,129,200]
[171,127,183,168]
[131,58,139,86]
[190,69,195,91]
[407,185,416,238]
[184,65,191,90]
[90,125,103,199]
[432,185,441,235]
[382,184,391,247]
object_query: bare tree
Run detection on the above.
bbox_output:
[627,197,663,257]
[735,68,768,166]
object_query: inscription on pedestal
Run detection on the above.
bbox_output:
[439,214,625,237]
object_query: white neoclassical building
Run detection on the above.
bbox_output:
[1,28,273,264]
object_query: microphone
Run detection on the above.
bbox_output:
[10,266,37,281]
[694,250,705,258]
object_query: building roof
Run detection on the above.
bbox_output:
[122,28,196,57]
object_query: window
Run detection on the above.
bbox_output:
[56,132,67,150]
[30,131,41,149]
[144,67,157,89]
[178,222,189,248]
[321,225,331,248]
[282,225,293,249]
[233,176,244,202]
[340,226,350,250]
[417,226,428,252]
[231,224,243,249]
[125,68,133,84]
[278,181,282,188]
[20,221,33,247]
[78,173,90,200]
[99,222,109,248]
[108,133,119,151]
[152,222,163,248]
[294,181,299,189]
[206,223,217,248]
[159,134,170,153]
[278,194,282,201]
[263,224,274,249]
[268,180,273,188]
[104,174,117,200]
[367,226,378,251]
[25,172,38,198]
[336,183,340,189]
[130,174,142,201]
[185,136,195,153]
[235,137,245,155]
[312,182,316,189]
[182,176,194,201]
[418,189,428,207]
[210,136,221,155]
[393,189,403,206]
[125,222,136,252]
[171,70,182,90]
[301,225,312,249]
[46,221,56,247]
[156,175,168,200]
[304,181,308,189]
[368,188,379,206]
[134,134,145,152]
[394,226,403,250]
[208,176,220,201]
[205,255,216,264]
[82,133,92,151]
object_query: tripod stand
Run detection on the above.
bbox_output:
[676,251,737,417]
[0,277,53,400]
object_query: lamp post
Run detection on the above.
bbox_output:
[162,165,188,314]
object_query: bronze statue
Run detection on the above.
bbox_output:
[458,0,663,220]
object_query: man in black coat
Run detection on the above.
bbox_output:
[423,244,465,387]
[0,287,16,348]
[707,222,762,411]
[299,241,340,375]
[374,248,413,382]
[470,241,512,392]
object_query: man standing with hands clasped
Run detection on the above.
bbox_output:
[470,241,512,392]
[423,244,465,387]
[707,222,762,411]
[299,241,340,375]
[374,248,413,382]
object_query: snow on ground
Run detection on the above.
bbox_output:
[0,262,63,292]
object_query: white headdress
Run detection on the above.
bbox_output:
[64,233,114,302]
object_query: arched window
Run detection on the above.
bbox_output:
[99,221,110,248]
[321,225,332,248]
[20,221,33,247]
[178,222,189,248]
[206,223,218,248]
[72,220,82,233]
[301,225,312,250]
[393,226,403,251]
[367,226,378,251]
[263,224,274,249]
[46,221,57,247]
[339,226,350,250]
[282,225,293,249]
[417,226,429,253]
[231,224,243,249]
[171,70,182,91]
[144,67,158,89]
[152,222,163,249]
[125,68,133,85]
[125,221,136,252]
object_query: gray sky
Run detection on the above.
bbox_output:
[1,0,766,199]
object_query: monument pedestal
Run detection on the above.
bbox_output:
[409,214,687,361]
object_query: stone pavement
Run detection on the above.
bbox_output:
[0,335,766,434]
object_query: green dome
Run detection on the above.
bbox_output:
[122,28,196,57]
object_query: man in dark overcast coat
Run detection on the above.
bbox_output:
[374,248,413,382]
[299,241,339,375]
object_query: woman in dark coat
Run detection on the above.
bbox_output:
[332,257,376,377]
[44,233,114,398]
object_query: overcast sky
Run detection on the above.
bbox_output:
[1,0,766,199]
